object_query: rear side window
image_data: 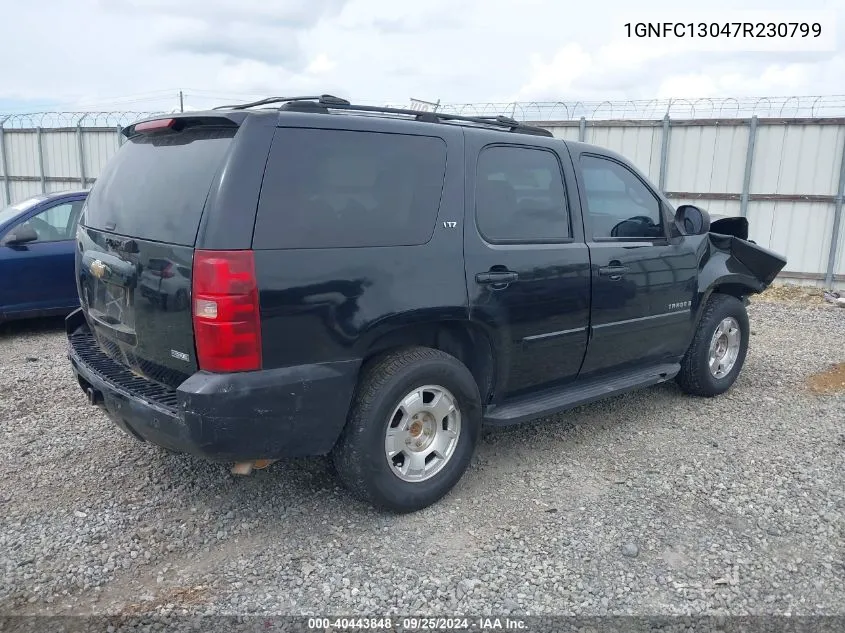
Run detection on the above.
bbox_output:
[253,128,447,249]
[475,145,570,242]
[83,126,236,246]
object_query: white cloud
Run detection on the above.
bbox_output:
[0,0,844,113]
[654,56,845,99]
[514,44,593,100]
[306,54,337,75]
[513,40,674,101]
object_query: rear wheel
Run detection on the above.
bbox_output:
[676,294,749,397]
[331,347,481,513]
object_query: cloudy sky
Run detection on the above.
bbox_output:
[1,0,844,114]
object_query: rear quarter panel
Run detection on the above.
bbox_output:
[195,113,278,250]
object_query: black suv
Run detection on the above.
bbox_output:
[66,95,787,512]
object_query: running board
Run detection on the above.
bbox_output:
[483,363,681,426]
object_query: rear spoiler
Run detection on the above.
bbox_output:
[122,114,243,138]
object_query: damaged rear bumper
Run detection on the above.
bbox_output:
[66,310,360,461]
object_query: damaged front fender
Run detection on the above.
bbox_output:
[693,216,788,324]
[686,216,787,335]
[704,216,787,289]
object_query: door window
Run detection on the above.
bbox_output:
[580,155,663,240]
[475,146,570,242]
[18,201,84,242]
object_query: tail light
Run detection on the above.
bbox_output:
[192,250,262,372]
[134,118,175,133]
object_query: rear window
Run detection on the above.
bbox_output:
[83,126,236,246]
[253,128,447,249]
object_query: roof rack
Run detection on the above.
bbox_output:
[215,94,553,137]
[212,95,351,110]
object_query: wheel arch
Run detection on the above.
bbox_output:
[680,268,759,355]
[356,318,499,404]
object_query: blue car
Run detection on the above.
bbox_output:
[0,190,88,323]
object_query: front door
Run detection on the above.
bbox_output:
[465,141,590,399]
[0,199,84,313]
[574,152,698,378]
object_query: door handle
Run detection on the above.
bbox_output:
[476,271,519,285]
[598,265,630,280]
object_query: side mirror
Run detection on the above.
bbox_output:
[675,204,711,236]
[1,223,39,246]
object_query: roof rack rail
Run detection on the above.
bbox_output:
[215,94,553,137]
[212,94,351,110]
[328,104,553,137]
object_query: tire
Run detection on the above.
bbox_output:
[331,347,482,513]
[676,293,750,397]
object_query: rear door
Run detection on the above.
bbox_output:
[573,151,698,377]
[77,118,249,387]
[465,135,590,399]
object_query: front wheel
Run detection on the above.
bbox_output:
[676,294,750,397]
[331,347,481,513]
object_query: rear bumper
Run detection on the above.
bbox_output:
[65,309,360,461]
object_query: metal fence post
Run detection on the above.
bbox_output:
[740,115,759,218]
[658,114,670,192]
[824,134,845,287]
[116,125,123,148]
[579,117,586,142]
[36,126,46,193]
[0,116,10,205]
[76,114,88,189]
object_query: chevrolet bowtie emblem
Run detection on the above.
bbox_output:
[90,259,108,279]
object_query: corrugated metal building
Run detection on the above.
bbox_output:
[1,108,844,288]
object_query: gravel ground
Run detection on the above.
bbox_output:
[1,300,843,619]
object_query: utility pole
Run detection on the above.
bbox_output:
[179,90,184,112]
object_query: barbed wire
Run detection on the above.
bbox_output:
[437,95,845,121]
[0,111,167,128]
[4,96,845,127]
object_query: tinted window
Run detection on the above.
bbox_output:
[253,129,447,249]
[83,127,236,246]
[19,201,84,242]
[476,146,569,242]
[580,155,663,239]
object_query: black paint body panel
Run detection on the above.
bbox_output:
[65,110,787,460]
